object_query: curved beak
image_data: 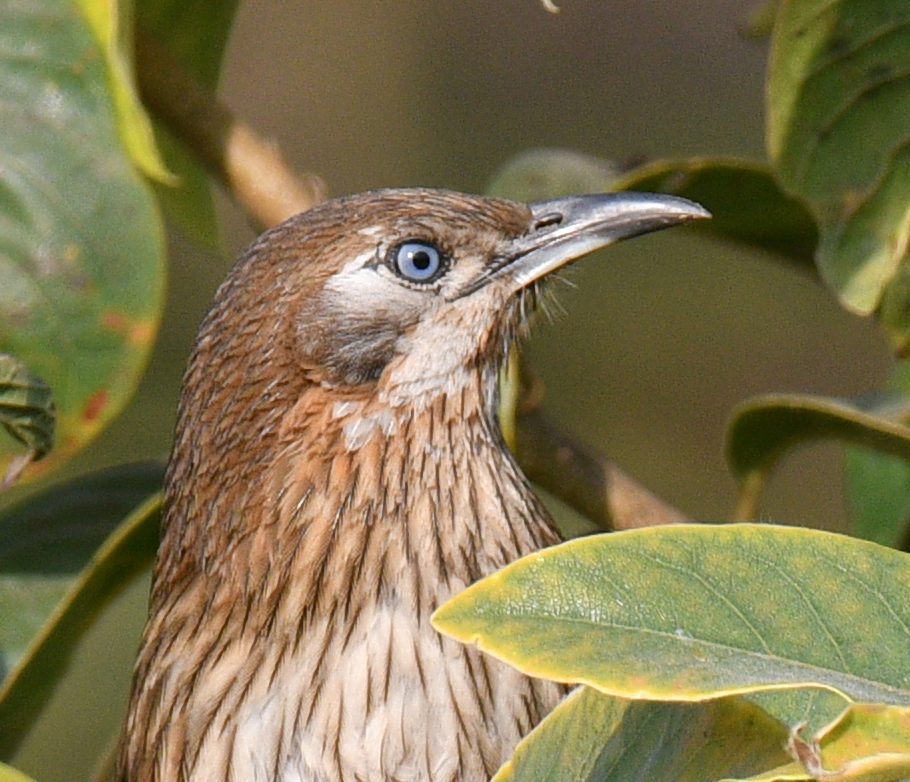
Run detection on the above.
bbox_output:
[499,192,710,293]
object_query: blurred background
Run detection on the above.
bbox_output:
[12,0,892,779]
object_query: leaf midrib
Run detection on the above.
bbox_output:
[466,613,910,704]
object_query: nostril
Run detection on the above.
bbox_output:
[533,213,563,231]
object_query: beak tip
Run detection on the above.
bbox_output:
[685,201,712,222]
[501,191,713,292]
[634,193,712,226]
[690,203,712,220]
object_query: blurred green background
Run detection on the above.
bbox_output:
[9,1,892,779]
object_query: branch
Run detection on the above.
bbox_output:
[134,36,688,532]
[135,33,326,229]
[515,408,689,531]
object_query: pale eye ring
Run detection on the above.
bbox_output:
[391,241,444,283]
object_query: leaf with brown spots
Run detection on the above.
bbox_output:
[0,0,166,482]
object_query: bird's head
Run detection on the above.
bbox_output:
[162,187,708,587]
[202,188,708,413]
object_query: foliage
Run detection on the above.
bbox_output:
[0,0,165,481]
[3,1,910,781]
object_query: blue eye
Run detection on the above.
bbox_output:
[393,241,444,282]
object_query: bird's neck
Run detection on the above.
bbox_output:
[156,371,559,633]
[128,371,563,782]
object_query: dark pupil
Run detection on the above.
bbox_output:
[412,251,431,270]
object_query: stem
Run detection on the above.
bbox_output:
[135,33,326,229]
[733,470,765,521]
[515,407,688,531]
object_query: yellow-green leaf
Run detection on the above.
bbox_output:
[726,760,812,782]
[71,0,172,182]
[494,687,628,782]
[732,704,910,782]
[0,762,39,782]
[496,687,790,782]
[497,351,520,452]
[791,703,910,782]
[741,1,778,40]
[433,524,910,731]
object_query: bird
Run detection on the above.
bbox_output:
[117,187,708,782]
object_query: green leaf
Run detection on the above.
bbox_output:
[845,448,910,547]
[0,577,68,681]
[612,158,818,269]
[433,524,910,731]
[71,0,172,182]
[487,149,622,203]
[0,461,163,573]
[844,359,910,547]
[0,762,39,782]
[0,0,166,482]
[138,0,237,88]
[0,493,160,758]
[146,128,222,251]
[495,687,790,782]
[0,355,55,488]
[0,461,163,677]
[726,393,910,521]
[767,0,910,318]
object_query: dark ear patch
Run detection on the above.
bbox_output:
[295,295,403,386]
[322,321,400,385]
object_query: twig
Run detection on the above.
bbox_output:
[515,407,689,531]
[134,36,688,531]
[135,33,326,229]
